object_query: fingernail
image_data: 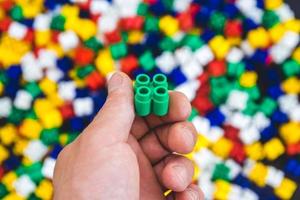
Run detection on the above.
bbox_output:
[186,187,200,200]
[108,72,124,93]
[182,125,196,148]
[173,165,187,185]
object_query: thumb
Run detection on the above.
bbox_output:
[84,72,135,146]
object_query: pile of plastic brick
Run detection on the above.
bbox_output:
[0,0,299,199]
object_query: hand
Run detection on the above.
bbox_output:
[53,72,204,200]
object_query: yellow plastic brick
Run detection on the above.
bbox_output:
[3,193,25,200]
[269,24,286,43]
[209,36,231,60]
[128,31,145,44]
[61,5,79,19]
[0,124,17,146]
[0,35,30,67]
[35,180,53,200]
[2,172,17,191]
[292,47,300,63]
[40,109,63,129]
[214,180,231,200]
[275,178,297,199]
[281,77,300,94]
[248,162,268,187]
[95,49,115,76]
[73,19,97,40]
[265,0,283,10]
[0,145,9,164]
[194,135,210,151]
[280,122,300,144]
[285,19,300,33]
[0,82,3,95]
[34,98,55,118]
[245,142,265,161]
[159,15,179,36]
[13,139,28,155]
[39,78,57,95]
[263,138,284,160]
[239,71,258,88]
[19,119,42,139]
[35,31,51,47]
[212,138,233,158]
[247,27,270,49]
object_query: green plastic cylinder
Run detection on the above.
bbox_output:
[153,74,168,88]
[135,74,151,91]
[135,86,152,116]
[152,86,169,116]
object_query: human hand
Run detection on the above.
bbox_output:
[53,72,204,200]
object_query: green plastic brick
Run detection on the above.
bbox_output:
[152,86,169,116]
[10,5,23,21]
[212,163,230,181]
[139,51,155,71]
[135,74,151,90]
[41,129,59,145]
[262,10,280,29]
[110,42,127,59]
[50,15,66,31]
[209,12,226,34]
[135,86,152,116]
[84,37,103,52]
[153,74,168,88]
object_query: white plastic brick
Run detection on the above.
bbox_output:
[24,140,48,162]
[278,94,298,114]
[58,31,80,51]
[0,97,12,118]
[155,52,177,74]
[173,0,192,12]
[90,0,111,15]
[275,4,295,22]
[33,14,51,30]
[192,116,210,135]
[225,159,242,180]
[174,80,199,101]
[14,90,33,110]
[14,175,36,198]
[252,112,270,131]
[226,47,244,63]
[175,47,193,66]
[42,157,56,179]
[226,90,249,111]
[265,166,284,188]
[73,97,94,117]
[38,49,57,69]
[58,81,76,101]
[228,112,251,129]
[194,45,214,66]
[181,58,203,80]
[8,22,28,40]
[239,126,260,145]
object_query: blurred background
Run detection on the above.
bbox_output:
[0,0,299,199]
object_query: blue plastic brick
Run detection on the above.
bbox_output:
[168,67,187,86]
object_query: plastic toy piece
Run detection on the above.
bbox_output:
[134,86,152,116]
[153,74,168,88]
[152,86,169,116]
[135,74,151,90]
[134,73,169,117]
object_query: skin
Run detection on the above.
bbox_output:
[53,72,204,200]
